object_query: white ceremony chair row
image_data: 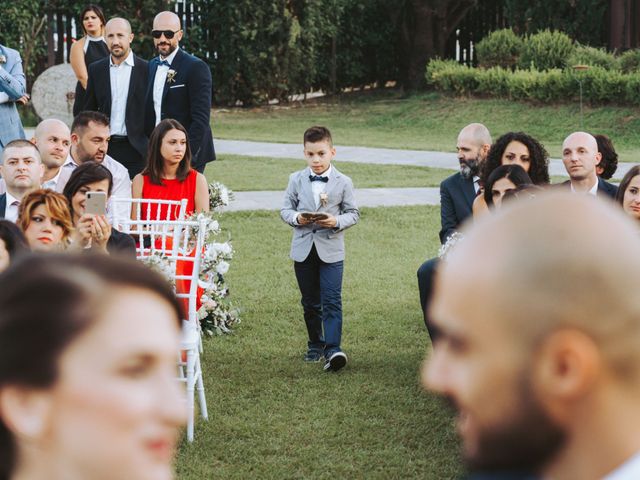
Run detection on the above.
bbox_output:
[115,198,208,442]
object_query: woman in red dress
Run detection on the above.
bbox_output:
[132,118,209,219]
[132,119,210,313]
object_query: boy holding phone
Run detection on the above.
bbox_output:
[281,126,360,372]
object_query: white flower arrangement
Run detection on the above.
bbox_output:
[197,287,240,336]
[209,181,234,212]
[166,69,177,83]
[438,231,464,262]
[139,253,175,288]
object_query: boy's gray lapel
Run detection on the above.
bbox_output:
[299,167,317,211]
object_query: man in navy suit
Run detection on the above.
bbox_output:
[85,18,149,178]
[560,131,618,199]
[145,11,215,173]
[417,123,491,339]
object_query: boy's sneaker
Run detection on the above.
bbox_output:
[324,351,347,372]
[304,349,324,362]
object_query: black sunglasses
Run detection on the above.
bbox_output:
[152,29,180,39]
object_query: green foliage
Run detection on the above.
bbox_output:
[475,28,523,69]
[518,29,575,70]
[619,49,640,73]
[426,58,640,106]
[503,0,608,47]
[567,44,617,70]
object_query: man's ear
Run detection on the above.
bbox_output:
[594,151,602,166]
[533,329,601,418]
[481,143,491,159]
[0,386,52,440]
[30,137,37,146]
[70,133,79,146]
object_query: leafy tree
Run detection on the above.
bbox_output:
[503,0,608,47]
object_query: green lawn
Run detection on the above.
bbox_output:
[204,154,453,191]
[176,206,463,479]
[213,90,640,162]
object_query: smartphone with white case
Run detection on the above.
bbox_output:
[85,191,107,216]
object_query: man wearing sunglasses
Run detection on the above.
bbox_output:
[144,11,215,173]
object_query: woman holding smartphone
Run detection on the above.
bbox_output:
[63,161,136,257]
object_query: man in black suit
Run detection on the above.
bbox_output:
[84,18,149,178]
[144,11,215,173]
[417,123,491,339]
[0,139,43,221]
[560,131,618,199]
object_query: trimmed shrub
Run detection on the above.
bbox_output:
[619,49,640,73]
[425,58,640,105]
[475,29,523,69]
[518,30,575,71]
[567,44,617,70]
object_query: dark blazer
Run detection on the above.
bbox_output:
[439,172,476,244]
[0,193,5,219]
[84,53,149,157]
[105,228,136,258]
[560,177,618,199]
[144,48,215,170]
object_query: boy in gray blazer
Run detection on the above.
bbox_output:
[281,126,359,372]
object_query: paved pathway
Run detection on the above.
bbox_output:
[226,187,440,212]
[217,139,634,180]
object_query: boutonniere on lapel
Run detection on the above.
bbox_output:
[319,192,328,207]
[0,55,6,64]
[166,69,177,84]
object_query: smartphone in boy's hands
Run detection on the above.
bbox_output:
[85,192,107,216]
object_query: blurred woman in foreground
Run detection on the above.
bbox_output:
[0,220,28,272]
[0,254,186,480]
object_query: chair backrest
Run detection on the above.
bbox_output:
[112,198,188,257]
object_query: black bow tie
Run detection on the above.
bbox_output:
[158,59,170,67]
[309,175,328,183]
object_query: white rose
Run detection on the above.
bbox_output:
[216,261,230,275]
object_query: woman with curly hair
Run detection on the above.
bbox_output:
[17,189,73,252]
[474,132,550,217]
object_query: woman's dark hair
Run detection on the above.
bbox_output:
[0,220,28,267]
[481,132,550,186]
[615,165,640,206]
[62,161,113,218]
[143,119,192,185]
[484,164,533,208]
[0,254,182,479]
[79,5,106,35]
[594,134,619,180]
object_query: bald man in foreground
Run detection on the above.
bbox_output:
[85,17,149,178]
[144,11,215,172]
[561,131,617,198]
[424,192,640,479]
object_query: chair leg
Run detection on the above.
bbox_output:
[195,354,208,420]
[186,348,196,442]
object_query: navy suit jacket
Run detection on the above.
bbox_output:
[144,49,215,170]
[0,193,5,219]
[439,172,476,244]
[560,177,618,199]
[84,54,149,157]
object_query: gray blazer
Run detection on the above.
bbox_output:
[0,44,26,154]
[281,166,359,263]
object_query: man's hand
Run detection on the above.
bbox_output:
[315,214,337,228]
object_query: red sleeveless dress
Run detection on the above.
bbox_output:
[141,170,201,314]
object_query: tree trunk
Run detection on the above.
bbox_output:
[399,0,477,91]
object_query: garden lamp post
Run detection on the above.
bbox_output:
[573,64,590,130]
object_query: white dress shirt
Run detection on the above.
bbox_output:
[311,165,331,209]
[109,50,134,136]
[152,48,179,127]
[570,178,598,196]
[4,191,20,222]
[604,451,640,480]
[42,168,63,191]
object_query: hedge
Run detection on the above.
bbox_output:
[426,59,640,105]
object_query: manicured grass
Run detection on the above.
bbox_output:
[176,206,463,479]
[204,154,453,191]
[213,89,640,162]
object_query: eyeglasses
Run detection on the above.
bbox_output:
[152,29,180,39]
